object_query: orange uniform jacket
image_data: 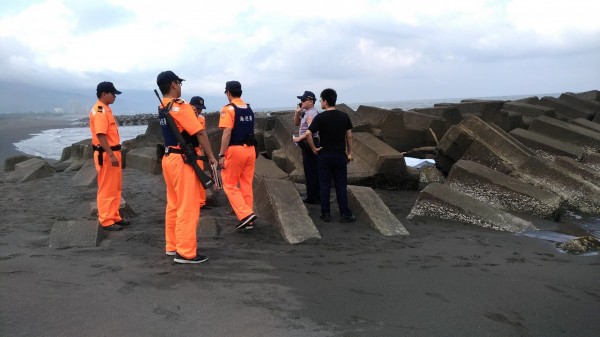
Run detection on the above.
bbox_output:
[218,98,256,221]
[161,98,205,259]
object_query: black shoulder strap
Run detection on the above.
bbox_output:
[159,99,175,114]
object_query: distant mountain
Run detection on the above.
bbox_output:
[0,81,160,115]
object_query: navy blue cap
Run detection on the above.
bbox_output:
[225,81,242,92]
[157,70,185,85]
[296,90,315,101]
[97,81,121,95]
[190,96,206,110]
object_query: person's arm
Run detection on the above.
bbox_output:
[293,133,306,143]
[293,105,303,126]
[305,130,321,155]
[219,128,232,168]
[345,129,353,162]
[196,130,217,166]
[97,133,118,166]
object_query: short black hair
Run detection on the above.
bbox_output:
[320,88,337,106]
[227,88,242,98]
[158,81,171,96]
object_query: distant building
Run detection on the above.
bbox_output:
[53,108,64,113]
[68,100,83,114]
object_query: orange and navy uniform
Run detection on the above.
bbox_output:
[89,101,122,228]
[218,98,256,221]
[160,98,204,259]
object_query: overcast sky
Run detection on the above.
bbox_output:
[1,0,599,112]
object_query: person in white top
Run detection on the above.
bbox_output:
[293,90,320,204]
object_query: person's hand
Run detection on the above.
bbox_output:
[218,156,225,169]
[347,154,353,163]
[293,136,301,143]
[208,156,218,167]
[109,153,119,166]
[312,147,322,155]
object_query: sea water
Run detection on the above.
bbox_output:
[14,125,147,160]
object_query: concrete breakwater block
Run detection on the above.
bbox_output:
[574,90,600,102]
[553,156,600,188]
[49,220,105,248]
[435,115,533,175]
[515,155,600,214]
[355,105,393,128]
[90,197,135,219]
[529,115,600,152]
[538,96,595,120]
[447,160,561,219]
[125,146,161,175]
[3,155,36,172]
[408,183,537,233]
[502,101,555,119]
[569,117,600,135]
[559,93,600,115]
[411,106,463,128]
[581,153,600,172]
[350,132,419,189]
[347,185,409,236]
[254,155,288,180]
[353,132,406,175]
[71,159,97,187]
[509,128,585,160]
[64,160,85,172]
[254,177,320,244]
[9,158,54,183]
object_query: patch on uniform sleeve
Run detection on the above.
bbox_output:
[96,106,104,113]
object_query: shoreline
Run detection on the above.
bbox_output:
[0,115,78,163]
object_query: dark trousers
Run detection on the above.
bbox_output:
[317,152,352,217]
[302,144,320,201]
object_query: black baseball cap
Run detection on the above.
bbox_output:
[96,81,121,95]
[190,96,206,110]
[297,90,315,101]
[225,81,242,92]
[157,70,185,85]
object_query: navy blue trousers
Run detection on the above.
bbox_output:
[317,152,352,217]
[302,145,320,201]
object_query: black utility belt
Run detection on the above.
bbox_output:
[166,146,202,154]
[93,144,121,167]
[93,144,121,152]
[166,147,185,154]
[165,147,207,161]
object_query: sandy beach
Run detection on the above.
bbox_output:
[1,154,599,336]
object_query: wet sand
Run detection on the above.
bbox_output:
[0,166,599,336]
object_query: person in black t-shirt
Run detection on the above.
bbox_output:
[305,88,356,223]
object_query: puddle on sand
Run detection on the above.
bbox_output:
[517,211,600,256]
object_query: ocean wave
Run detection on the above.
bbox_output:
[14,125,147,160]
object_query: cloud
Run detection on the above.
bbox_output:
[0,0,599,111]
